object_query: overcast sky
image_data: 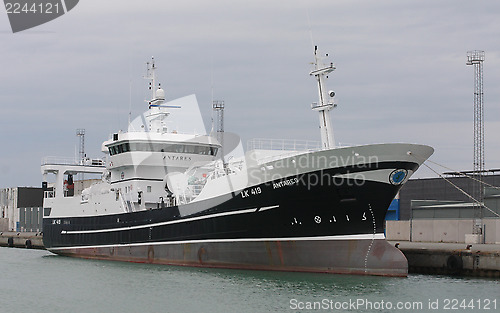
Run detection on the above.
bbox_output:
[1,0,500,188]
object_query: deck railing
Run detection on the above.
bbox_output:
[247,138,320,151]
[42,156,80,166]
[42,156,104,166]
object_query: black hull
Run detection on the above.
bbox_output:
[43,162,417,276]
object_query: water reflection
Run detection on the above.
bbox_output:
[30,250,500,312]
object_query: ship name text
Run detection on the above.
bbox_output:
[273,177,299,189]
[165,155,192,161]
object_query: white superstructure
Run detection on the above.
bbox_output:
[42,58,223,218]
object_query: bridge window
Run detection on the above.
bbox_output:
[109,142,218,156]
[108,142,130,156]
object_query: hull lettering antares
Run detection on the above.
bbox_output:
[41,56,433,276]
[272,178,299,189]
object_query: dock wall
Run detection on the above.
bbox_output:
[390,241,500,277]
[0,232,44,249]
[386,219,500,244]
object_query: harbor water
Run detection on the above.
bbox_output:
[0,247,498,312]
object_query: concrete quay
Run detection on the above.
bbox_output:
[1,232,498,278]
[390,241,500,278]
[0,231,45,249]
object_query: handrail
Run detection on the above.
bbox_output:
[247,138,320,151]
[254,151,305,165]
[42,156,105,166]
[42,156,80,166]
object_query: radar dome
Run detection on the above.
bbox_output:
[156,88,165,100]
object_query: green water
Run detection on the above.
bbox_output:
[0,247,498,312]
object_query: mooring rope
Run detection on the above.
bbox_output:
[408,152,500,218]
[423,158,500,191]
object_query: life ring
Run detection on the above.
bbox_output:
[446,255,463,274]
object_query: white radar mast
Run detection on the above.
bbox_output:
[143,57,170,133]
[310,46,337,149]
[145,57,166,105]
[145,57,158,102]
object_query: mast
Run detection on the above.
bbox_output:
[145,57,157,102]
[143,57,170,133]
[212,100,226,167]
[310,46,336,149]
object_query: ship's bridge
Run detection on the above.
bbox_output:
[102,132,220,157]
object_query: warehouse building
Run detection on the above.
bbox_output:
[0,187,43,232]
[387,171,500,243]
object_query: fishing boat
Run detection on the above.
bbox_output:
[41,48,433,276]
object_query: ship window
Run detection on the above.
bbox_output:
[147,186,152,193]
[197,146,211,155]
[122,142,219,156]
[122,143,130,152]
[108,142,131,156]
[184,145,196,153]
[134,143,145,151]
[173,145,184,153]
[109,145,116,155]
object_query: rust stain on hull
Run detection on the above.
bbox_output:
[52,239,408,277]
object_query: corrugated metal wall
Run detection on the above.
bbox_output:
[399,175,500,220]
[19,207,43,232]
[0,187,43,231]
